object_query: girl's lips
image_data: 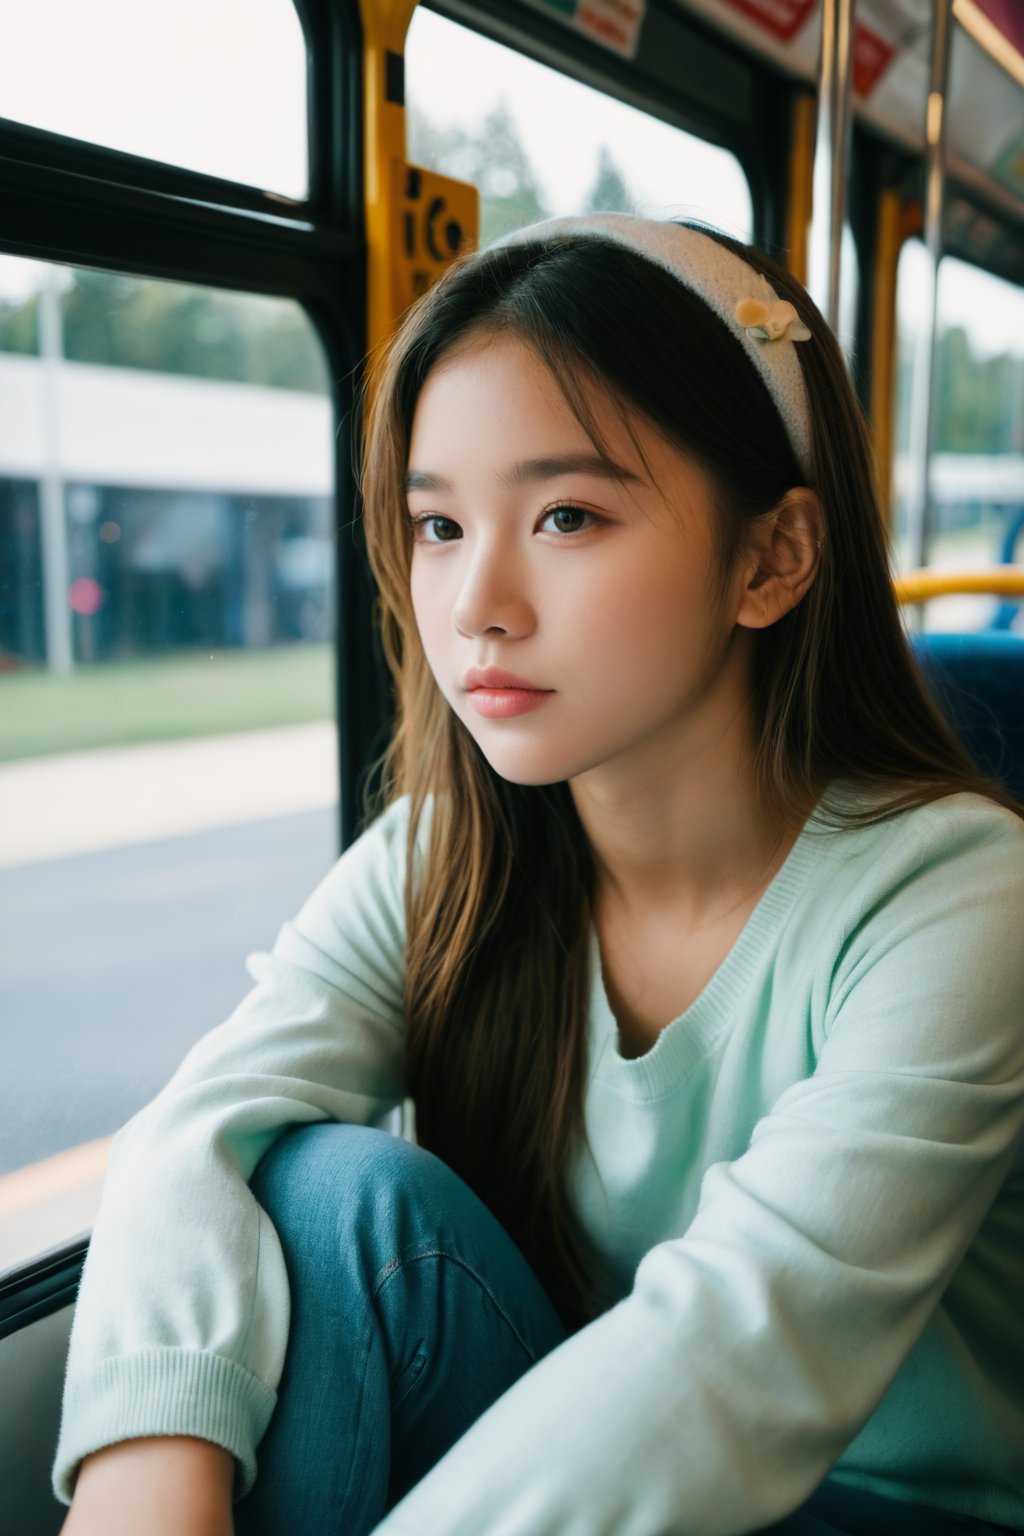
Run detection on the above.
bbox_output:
[464,666,550,691]
[467,688,555,719]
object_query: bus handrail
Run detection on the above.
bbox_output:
[893,567,1024,605]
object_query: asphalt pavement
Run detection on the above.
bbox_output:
[0,721,339,1271]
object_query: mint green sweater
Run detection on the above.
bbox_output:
[52,785,1024,1534]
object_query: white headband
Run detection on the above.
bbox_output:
[491,213,814,482]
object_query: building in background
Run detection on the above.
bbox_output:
[0,351,333,672]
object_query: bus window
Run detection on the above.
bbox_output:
[0,0,308,197]
[406,7,753,247]
[893,240,1024,634]
[0,256,338,1270]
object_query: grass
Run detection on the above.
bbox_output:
[0,645,335,762]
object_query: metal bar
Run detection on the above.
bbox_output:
[37,270,73,677]
[809,0,855,333]
[0,155,356,297]
[903,0,954,585]
[0,1236,88,1339]
[0,117,310,222]
[895,567,1024,603]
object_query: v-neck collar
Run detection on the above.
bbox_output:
[587,783,849,1100]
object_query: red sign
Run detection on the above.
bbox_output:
[577,0,644,57]
[852,20,896,97]
[720,0,816,45]
[976,0,1024,57]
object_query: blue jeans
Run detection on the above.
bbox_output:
[233,1124,1017,1536]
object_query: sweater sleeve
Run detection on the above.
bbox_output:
[52,795,416,1507]
[371,801,1024,1536]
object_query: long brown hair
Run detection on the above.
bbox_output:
[358,223,1022,1331]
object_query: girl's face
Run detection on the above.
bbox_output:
[406,332,757,792]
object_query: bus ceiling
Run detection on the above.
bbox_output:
[673,0,1022,268]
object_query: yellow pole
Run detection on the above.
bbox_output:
[359,0,479,360]
[870,188,903,536]
[360,0,420,356]
[786,92,816,285]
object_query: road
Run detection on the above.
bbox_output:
[0,722,348,1268]
[0,804,340,1175]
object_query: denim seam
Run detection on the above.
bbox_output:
[372,1246,540,1363]
[392,1350,428,1412]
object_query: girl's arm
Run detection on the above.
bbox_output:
[52,796,418,1512]
[60,1439,235,1536]
[368,799,1024,1536]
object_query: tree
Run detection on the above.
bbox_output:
[0,269,329,392]
[59,272,329,392]
[582,145,634,214]
[407,97,550,247]
[0,293,39,355]
[933,326,1022,454]
[896,322,1023,456]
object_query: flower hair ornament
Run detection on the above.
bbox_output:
[491,212,815,481]
[734,297,811,344]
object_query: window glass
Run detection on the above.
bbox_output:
[893,241,1024,634]
[0,0,307,198]
[807,220,859,367]
[838,223,859,366]
[0,257,338,1271]
[406,7,753,247]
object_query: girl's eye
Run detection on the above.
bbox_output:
[540,504,599,535]
[408,514,461,544]
[407,505,599,543]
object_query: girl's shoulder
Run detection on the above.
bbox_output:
[793,782,1023,944]
[903,787,1024,857]
[812,779,1024,857]
[350,791,436,869]
[809,788,1024,1064]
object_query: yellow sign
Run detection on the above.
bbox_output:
[391,160,479,320]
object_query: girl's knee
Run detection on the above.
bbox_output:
[250,1120,460,1236]
[253,1121,395,1202]
[249,1122,491,1299]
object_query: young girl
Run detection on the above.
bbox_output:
[56,215,1024,1536]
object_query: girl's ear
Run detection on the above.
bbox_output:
[734,487,825,631]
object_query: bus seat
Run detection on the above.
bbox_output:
[911,631,1024,805]
[988,507,1024,632]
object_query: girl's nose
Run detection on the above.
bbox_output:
[453,545,535,640]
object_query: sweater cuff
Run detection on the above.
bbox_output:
[52,1348,277,1506]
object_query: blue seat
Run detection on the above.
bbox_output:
[911,631,1024,805]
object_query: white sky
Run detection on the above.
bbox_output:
[0,0,308,194]
[0,0,1020,359]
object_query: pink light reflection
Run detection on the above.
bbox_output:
[69,577,104,616]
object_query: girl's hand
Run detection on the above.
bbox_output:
[59,1436,235,1536]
